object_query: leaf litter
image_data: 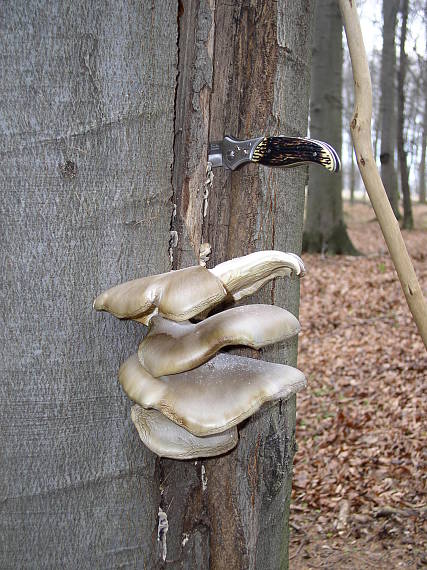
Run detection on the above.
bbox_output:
[290,201,427,569]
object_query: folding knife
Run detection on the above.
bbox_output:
[208,135,341,173]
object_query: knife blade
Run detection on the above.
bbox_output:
[208,135,341,173]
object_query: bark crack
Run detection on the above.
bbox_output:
[169,0,184,269]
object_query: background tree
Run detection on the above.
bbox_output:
[303,0,357,254]
[418,2,427,204]
[0,1,315,568]
[379,0,401,218]
[397,0,414,229]
[370,47,383,163]
[343,49,358,203]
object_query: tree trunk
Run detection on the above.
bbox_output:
[165,2,314,568]
[350,148,356,203]
[1,1,314,569]
[303,0,357,255]
[371,50,382,163]
[397,0,414,229]
[419,3,427,204]
[380,0,401,219]
[420,100,427,204]
[343,50,356,204]
[0,1,176,567]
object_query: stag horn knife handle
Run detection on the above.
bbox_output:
[209,135,341,173]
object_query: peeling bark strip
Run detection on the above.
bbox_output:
[161,2,314,569]
[172,0,215,269]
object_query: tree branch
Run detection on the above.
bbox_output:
[338,0,427,349]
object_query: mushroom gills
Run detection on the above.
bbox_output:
[139,304,301,377]
[131,405,238,459]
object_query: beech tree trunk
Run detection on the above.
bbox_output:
[420,97,427,204]
[303,0,357,255]
[419,3,427,204]
[397,0,414,229]
[0,1,176,567]
[379,0,401,219]
[343,49,356,204]
[0,1,314,568]
[350,150,356,203]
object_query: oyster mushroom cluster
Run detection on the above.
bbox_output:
[94,251,307,460]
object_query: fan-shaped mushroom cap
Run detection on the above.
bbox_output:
[131,405,238,459]
[209,250,305,300]
[93,266,227,325]
[94,251,305,325]
[139,304,300,377]
[119,352,306,436]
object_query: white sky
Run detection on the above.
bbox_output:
[342,2,426,195]
[359,1,426,58]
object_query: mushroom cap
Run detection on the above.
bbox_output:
[139,304,301,377]
[131,405,238,459]
[93,265,227,325]
[209,250,305,300]
[93,251,305,324]
[119,352,306,437]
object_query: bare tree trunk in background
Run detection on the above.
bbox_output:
[343,50,356,204]
[350,149,356,203]
[0,1,314,568]
[419,3,427,204]
[380,0,401,219]
[374,116,381,163]
[397,0,414,229]
[303,0,357,254]
[370,49,382,163]
[420,98,427,204]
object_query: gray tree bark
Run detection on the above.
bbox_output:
[419,2,427,204]
[1,1,314,568]
[350,150,356,204]
[0,1,177,567]
[343,52,356,204]
[420,92,427,204]
[397,0,414,229]
[303,0,357,255]
[370,49,382,163]
[380,0,401,218]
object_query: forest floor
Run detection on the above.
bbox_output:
[289,200,427,569]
